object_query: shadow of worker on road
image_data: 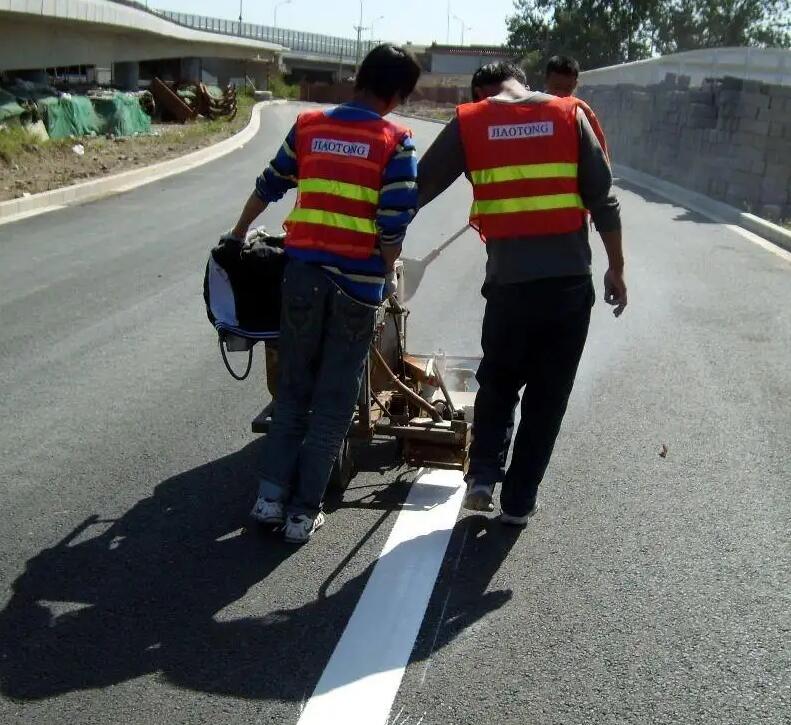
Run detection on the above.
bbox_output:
[411,514,524,666]
[0,438,517,705]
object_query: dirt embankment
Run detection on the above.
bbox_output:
[0,97,257,203]
[400,102,455,123]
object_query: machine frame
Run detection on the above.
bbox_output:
[250,261,479,490]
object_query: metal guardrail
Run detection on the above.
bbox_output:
[109,1,378,61]
[160,10,378,60]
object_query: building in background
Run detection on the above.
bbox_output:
[424,44,515,76]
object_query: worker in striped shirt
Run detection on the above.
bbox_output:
[253,106,418,304]
[226,44,421,544]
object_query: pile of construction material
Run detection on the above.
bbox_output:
[150,79,237,123]
[0,80,153,141]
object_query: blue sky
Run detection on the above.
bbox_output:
[149,0,516,46]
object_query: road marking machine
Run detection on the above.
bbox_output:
[222,232,480,492]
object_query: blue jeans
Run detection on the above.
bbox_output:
[258,260,375,517]
[466,276,594,516]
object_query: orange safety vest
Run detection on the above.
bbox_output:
[284,109,410,260]
[572,97,609,159]
[457,97,585,241]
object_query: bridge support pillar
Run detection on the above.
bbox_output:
[179,57,202,83]
[15,69,50,84]
[113,61,139,91]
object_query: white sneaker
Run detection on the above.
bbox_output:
[283,512,325,544]
[250,496,285,525]
[499,502,540,527]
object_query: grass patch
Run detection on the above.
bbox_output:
[158,93,256,144]
[0,125,43,164]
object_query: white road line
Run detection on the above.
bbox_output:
[723,223,791,263]
[613,173,791,263]
[297,468,466,725]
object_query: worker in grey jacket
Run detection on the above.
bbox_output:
[418,62,627,525]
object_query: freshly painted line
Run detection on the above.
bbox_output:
[297,468,466,725]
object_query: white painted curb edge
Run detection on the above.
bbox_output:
[0,100,289,227]
[393,111,449,125]
[613,163,791,253]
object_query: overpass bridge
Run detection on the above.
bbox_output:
[0,0,382,89]
[154,9,382,81]
[0,0,284,88]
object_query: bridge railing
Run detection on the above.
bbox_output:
[108,1,378,60]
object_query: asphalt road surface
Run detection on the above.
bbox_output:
[0,103,788,725]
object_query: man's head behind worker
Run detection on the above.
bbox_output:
[545,55,580,97]
[470,62,528,101]
[355,43,422,115]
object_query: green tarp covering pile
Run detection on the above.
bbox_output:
[38,95,103,138]
[176,87,197,105]
[176,84,224,111]
[1,81,152,139]
[0,88,25,123]
[91,93,151,136]
[6,80,57,104]
[204,85,224,100]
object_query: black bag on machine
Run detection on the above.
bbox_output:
[203,229,285,380]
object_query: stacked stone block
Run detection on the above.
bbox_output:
[578,75,791,222]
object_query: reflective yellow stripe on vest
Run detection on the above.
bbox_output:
[472,193,584,216]
[471,162,578,185]
[298,178,379,204]
[287,208,378,235]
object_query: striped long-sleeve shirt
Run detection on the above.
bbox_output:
[254,102,418,304]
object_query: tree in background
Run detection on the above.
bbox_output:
[653,0,791,53]
[507,0,791,81]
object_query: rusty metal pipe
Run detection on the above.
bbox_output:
[371,346,442,422]
[432,361,457,418]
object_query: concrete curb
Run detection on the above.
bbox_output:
[0,100,289,227]
[393,111,450,125]
[613,163,791,253]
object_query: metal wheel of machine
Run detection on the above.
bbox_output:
[327,438,355,492]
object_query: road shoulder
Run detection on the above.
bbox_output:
[0,100,289,228]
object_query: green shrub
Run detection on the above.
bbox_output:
[269,73,299,100]
[0,125,42,163]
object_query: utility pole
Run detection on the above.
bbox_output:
[370,15,384,43]
[453,13,471,45]
[446,1,451,44]
[274,0,292,29]
[354,0,365,75]
[239,0,243,28]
